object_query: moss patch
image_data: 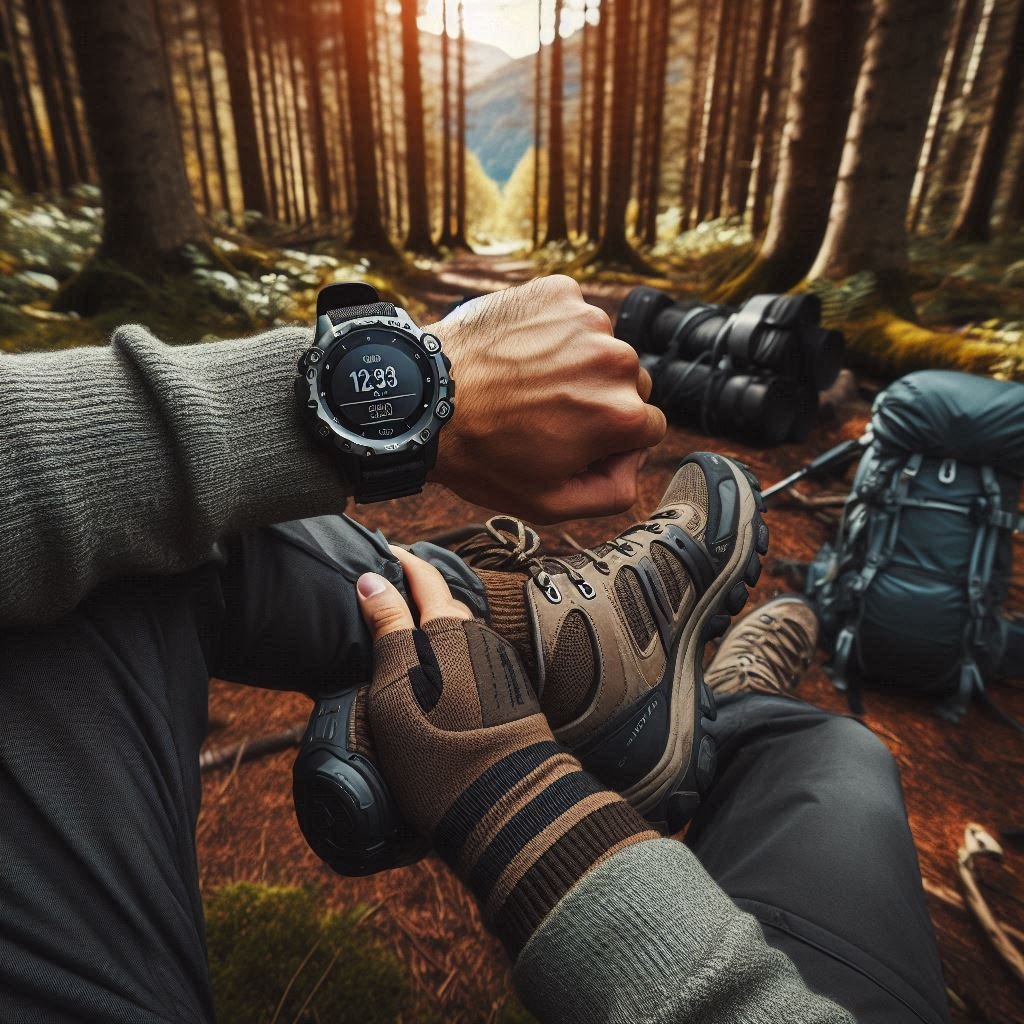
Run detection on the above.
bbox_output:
[204,882,423,1024]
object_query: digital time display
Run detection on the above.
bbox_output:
[325,329,432,440]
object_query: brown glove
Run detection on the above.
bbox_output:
[356,547,659,956]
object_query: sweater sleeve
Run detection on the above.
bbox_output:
[512,838,854,1024]
[0,324,351,626]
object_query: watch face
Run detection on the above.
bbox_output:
[323,328,434,441]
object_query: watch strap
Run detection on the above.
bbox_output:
[352,444,437,504]
[326,301,397,325]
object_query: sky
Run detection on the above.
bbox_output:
[415,0,590,59]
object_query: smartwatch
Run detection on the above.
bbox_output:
[297,282,455,503]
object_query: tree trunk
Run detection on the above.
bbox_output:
[908,0,977,230]
[59,0,203,271]
[575,0,590,239]
[544,0,568,243]
[640,0,669,247]
[303,4,333,223]
[439,0,456,245]
[400,0,435,252]
[453,0,468,246]
[946,0,1024,243]
[45,0,94,183]
[719,0,869,299]
[384,11,404,240]
[747,0,790,233]
[586,0,608,241]
[366,0,389,231]
[25,0,77,188]
[216,0,269,213]
[531,0,542,249]
[343,0,392,250]
[729,0,774,216]
[196,0,232,216]
[1,0,47,191]
[330,0,356,221]
[172,0,214,215]
[711,0,743,219]
[592,0,646,266]
[694,0,730,223]
[679,0,709,232]
[809,0,954,311]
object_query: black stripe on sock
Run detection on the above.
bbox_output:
[491,800,651,956]
[468,770,604,901]
[434,740,564,868]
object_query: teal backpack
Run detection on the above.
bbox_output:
[807,370,1024,726]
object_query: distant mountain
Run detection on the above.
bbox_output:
[466,35,583,186]
[419,33,516,90]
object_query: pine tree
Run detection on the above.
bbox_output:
[586,0,608,241]
[544,0,568,243]
[400,0,436,252]
[808,0,955,311]
[58,0,204,294]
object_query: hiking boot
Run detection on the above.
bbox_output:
[456,453,769,831]
[704,595,819,698]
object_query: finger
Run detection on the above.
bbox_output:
[638,364,653,402]
[356,572,415,641]
[392,547,473,624]
[531,449,645,523]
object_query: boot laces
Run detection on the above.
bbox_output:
[458,511,682,597]
[725,614,814,692]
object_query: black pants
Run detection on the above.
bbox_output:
[0,516,949,1023]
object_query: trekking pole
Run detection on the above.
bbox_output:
[762,433,871,503]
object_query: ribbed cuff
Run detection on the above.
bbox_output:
[476,569,535,676]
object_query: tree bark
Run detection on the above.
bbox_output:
[679,0,709,232]
[711,0,743,219]
[575,0,590,239]
[729,0,774,217]
[586,0,608,241]
[25,0,77,188]
[1,0,47,191]
[908,0,977,230]
[216,0,269,213]
[640,0,669,247]
[171,0,214,215]
[544,0,568,243]
[439,0,456,245]
[303,3,334,223]
[196,0,232,216]
[747,0,790,233]
[60,0,203,268]
[399,0,435,252]
[531,0,542,249]
[592,0,645,265]
[946,0,1024,242]
[809,0,954,310]
[694,0,730,223]
[719,0,869,298]
[45,0,94,183]
[343,0,392,250]
[451,0,468,245]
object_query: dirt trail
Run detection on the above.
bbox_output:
[199,253,1024,1024]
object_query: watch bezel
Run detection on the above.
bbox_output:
[299,311,453,460]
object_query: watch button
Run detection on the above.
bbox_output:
[435,400,453,420]
[422,333,442,354]
[316,423,331,439]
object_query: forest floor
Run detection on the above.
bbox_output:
[2,188,1023,1021]
[199,251,1024,1024]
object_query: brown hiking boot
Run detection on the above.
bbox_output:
[704,595,819,697]
[455,453,769,831]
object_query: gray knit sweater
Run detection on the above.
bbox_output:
[0,326,851,1024]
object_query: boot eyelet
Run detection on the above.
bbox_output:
[543,583,562,603]
[575,580,596,600]
[620,543,634,555]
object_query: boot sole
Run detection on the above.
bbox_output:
[620,459,767,831]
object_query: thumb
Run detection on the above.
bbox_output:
[356,572,415,641]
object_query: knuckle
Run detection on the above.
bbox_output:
[583,303,613,334]
[546,273,582,298]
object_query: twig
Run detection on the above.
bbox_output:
[922,877,1024,946]
[289,947,342,1024]
[957,823,1024,983]
[269,938,323,1024]
[774,489,848,510]
[199,723,305,773]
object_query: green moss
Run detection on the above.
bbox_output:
[204,882,416,1024]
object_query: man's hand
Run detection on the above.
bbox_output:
[428,275,666,523]
[355,548,658,957]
